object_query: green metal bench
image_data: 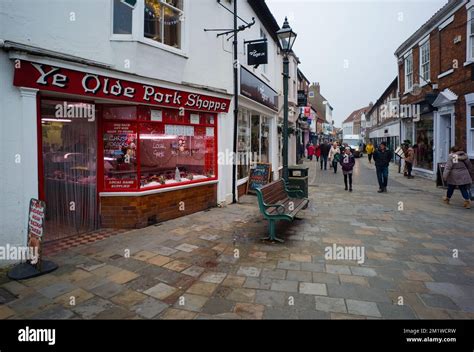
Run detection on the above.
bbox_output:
[255,179,309,243]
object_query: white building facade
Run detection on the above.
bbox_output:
[0,0,290,254]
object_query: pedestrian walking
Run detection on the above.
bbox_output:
[373,142,393,193]
[315,143,321,162]
[442,146,473,209]
[366,141,375,164]
[320,141,330,170]
[340,147,355,191]
[404,144,415,179]
[307,143,315,161]
[329,142,341,173]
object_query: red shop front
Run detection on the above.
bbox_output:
[14,60,231,242]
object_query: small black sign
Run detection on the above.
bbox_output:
[247,42,268,66]
[298,90,307,107]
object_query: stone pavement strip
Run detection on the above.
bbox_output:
[1,157,473,319]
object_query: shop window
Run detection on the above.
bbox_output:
[237,110,251,179]
[113,0,133,35]
[103,105,137,120]
[251,114,261,162]
[261,116,270,163]
[103,121,138,190]
[414,116,434,171]
[139,120,216,189]
[144,0,183,48]
[102,106,217,191]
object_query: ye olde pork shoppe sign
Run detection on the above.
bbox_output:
[13,61,231,113]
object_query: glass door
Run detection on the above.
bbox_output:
[40,100,98,242]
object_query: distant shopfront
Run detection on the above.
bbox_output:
[237,66,279,195]
[13,60,231,242]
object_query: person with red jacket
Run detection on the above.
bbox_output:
[307,143,315,161]
[315,143,321,162]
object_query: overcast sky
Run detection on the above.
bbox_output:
[266,0,447,127]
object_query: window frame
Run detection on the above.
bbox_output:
[99,103,218,193]
[111,0,134,39]
[467,7,474,62]
[111,0,187,57]
[419,40,430,86]
[404,53,413,93]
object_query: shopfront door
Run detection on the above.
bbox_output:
[438,113,452,163]
[40,100,99,242]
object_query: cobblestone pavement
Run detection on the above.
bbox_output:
[1,158,473,320]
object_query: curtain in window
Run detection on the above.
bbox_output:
[41,100,98,242]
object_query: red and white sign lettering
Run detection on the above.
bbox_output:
[14,61,231,113]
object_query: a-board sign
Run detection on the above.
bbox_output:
[394,146,405,159]
[247,163,272,194]
[27,199,45,268]
[437,162,447,188]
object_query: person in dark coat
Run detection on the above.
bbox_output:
[340,147,355,191]
[320,141,330,170]
[442,146,473,209]
[373,142,393,193]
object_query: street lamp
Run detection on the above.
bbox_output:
[277,17,297,182]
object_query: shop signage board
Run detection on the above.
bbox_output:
[7,198,59,279]
[240,67,278,111]
[14,61,231,113]
[27,199,45,268]
[247,163,272,194]
[247,42,268,66]
[103,122,138,190]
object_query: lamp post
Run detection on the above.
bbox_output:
[277,17,297,182]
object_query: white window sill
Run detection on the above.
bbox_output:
[404,89,413,95]
[138,39,188,58]
[100,180,218,197]
[110,34,134,41]
[464,60,473,67]
[438,69,454,79]
[110,36,188,58]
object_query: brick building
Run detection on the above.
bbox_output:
[395,0,474,179]
[366,77,401,151]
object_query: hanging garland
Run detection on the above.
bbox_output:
[145,7,183,25]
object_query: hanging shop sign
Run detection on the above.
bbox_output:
[247,42,268,66]
[297,90,307,107]
[13,61,231,113]
[240,66,278,111]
